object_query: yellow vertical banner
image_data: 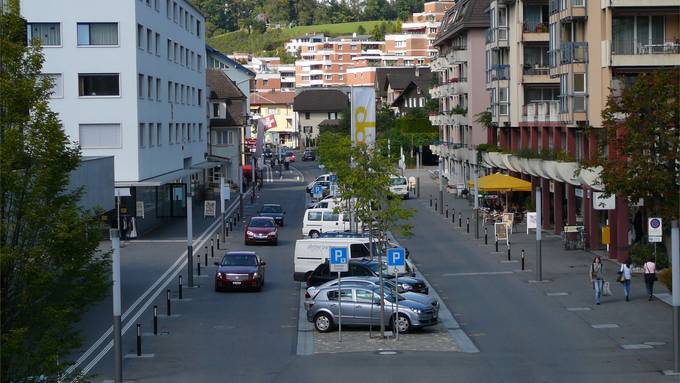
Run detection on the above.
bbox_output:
[350,87,376,147]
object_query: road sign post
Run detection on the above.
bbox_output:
[387,248,406,341]
[330,247,348,342]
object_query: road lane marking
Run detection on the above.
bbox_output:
[546,292,569,296]
[442,271,514,277]
[566,307,592,311]
[621,344,653,350]
[591,324,619,329]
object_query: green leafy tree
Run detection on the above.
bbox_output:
[356,25,367,35]
[592,69,680,248]
[1,2,110,381]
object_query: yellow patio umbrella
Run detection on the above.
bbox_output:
[467,172,532,192]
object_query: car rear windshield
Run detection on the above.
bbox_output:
[250,219,274,227]
[390,177,407,186]
[222,254,257,266]
[261,206,282,213]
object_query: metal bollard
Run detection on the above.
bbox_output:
[507,242,511,261]
[166,289,171,316]
[226,223,229,237]
[217,237,220,250]
[445,205,449,219]
[484,227,488,245]
[466,218,470,233]
[153,305,158,335]
[521,249,525,270]
[179,276,183,300]
[429,195,432,207]
[434,200,437,211]
[197,261,201,276]
[136,324,142,356]
[495,240,499,253]
[229,217,233,231]
[451,209,455,223]
[458,213,462,228]
[211,239,214,258]
[204,247,208,267]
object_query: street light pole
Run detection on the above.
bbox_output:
[671,220,679,373]
[474,166,479,239]
[438,157,444,215]
[535,186,542,281]
[186,180,194,287]
[110,229,123,383]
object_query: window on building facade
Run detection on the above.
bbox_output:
[42,73,63,98]
[175,123,180,142]
[197,54,202,72]
[198,123,203,141]
[156,78,161,100]
[156,123,162,146]
[328,112,337,120]
[137,24,144,48]
[212,103,220,117]
[167,39,172,60]
[79,123,121,148]
[138,74,144,98]
[305,112,310,119]
[139,123,146,147]
[166,0,171,17]
[573,73,586,112]
[148,120,154,147]
[179,6,184,26]
[147,76,153,99]
[146,28,152,52]
[77,23,118,46]
[196,20,201,37]
[168,123,174,144]
[79,73,120,96]
[167,81,173,102]
[28,23,60,46]
[155,32,160,55]
[197,89,202,106]
[174,43,179,63]
[499,87,508,115]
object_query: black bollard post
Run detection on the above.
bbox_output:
[136,324,142,356]
[197,261,201,276]
[507,242,511,261]
[452,209,455,223]
[153,305,158,335]
[166,289,171,316]
[445,205,449,219]
[466,218,470,233]
[226,222,229,237]
[217,236,220,250]
[484,227,488,245]
[429,195,432,207]
[229,217,233,231]
[179,276,183,300]
[211,239,214,258]
[434,200,438,212]
[521,249,525,270]
[458,213,462,228]
[495,239,499,253]
[204,247,208,267]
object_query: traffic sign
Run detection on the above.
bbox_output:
[312,184,324,199]
[648,217,663,237]
[330,174,337,182]
[329,247,348,272]
[387,247,406,273]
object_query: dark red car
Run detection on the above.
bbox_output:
[244,216,278,245]
[214,252,266,291]
[285,151,296,162]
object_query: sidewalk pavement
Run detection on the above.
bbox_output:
[396,167,677,379]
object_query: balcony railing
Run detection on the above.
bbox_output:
[560,42,588,64]
[522,100,560,122]
[550,0,585,13]
[559,94,588,114]
[523,21,548,33]
[489,64,510,81]
[486,27,509,44]
[523,65,550,75]
[612,40,680,55]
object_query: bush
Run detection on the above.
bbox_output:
[629,242,668,269]
[658,268,672,292]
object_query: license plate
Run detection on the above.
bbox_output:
[232,281,241,285]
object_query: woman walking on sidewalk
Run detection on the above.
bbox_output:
[643,256,657,301]
[590,256,605,305]
[618,259,632,301]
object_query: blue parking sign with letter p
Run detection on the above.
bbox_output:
[387,248,406,273]
[329,247,348,272]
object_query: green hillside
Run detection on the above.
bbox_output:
[208,20,391,56]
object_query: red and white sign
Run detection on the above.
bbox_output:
[260,114,277,130]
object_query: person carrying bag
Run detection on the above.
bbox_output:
[617,259,632,301]
[643,256,657,301]
[589,256,605,305]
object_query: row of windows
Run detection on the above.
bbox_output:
[28,22,118,46]
[138,122,204,148]
[137,74,202,106]
[165,37,203,72]
[139,0,202,37]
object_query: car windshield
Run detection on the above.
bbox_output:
[390,177,407,186]
[261,206,282,213]
[382,290,406,302]
[365,262,388,274]
[250,219,274,228]
[221,254,257,266]
[384,280,404,293]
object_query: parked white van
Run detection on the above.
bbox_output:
[293,238,377,281]
[302,208,353,238]
[389,175,409,199]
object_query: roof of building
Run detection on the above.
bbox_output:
[391,81,430,107]
[207,69,247,100]
[375,67,430,97]
[250,91,296,106]
[206,45,256,77]
[293,89,349,112]
[434,0,490,46]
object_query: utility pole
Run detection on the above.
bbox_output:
[535,186,542,281]
[186,179,194,287]
[438,157,444,214]
[671,220,679,374]
[219,165,226,243]
[474,166,479,239]
[110,229,123,383]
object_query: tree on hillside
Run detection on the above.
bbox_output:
[592,69,679,240]
[395,0,424,21]
[0,2,110,381]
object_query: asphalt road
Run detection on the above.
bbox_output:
[71,160,677,383]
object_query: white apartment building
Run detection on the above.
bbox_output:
[21,0,208,234]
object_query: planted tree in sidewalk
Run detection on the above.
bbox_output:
[590,69,680,257]
[0,2,110,381]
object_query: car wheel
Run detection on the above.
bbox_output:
[272,239,278,246]
[309,230,320,238]
[314,312,334,333]
[392,313,411,333]
[255,281,263,292]
[214,283,222,292]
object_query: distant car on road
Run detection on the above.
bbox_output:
[258,203,285,226]
[389,175,409,199]
[307,286,437,333]
[302,150,316,161]
[214,251,266,292]
[244,217,278,245]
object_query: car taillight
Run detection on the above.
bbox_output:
[306,274,312,287]
[304,291,311,299]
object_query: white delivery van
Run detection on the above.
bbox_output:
[309,197,341,210]
[389,175,409,199]
[302,208,352,238]
[293,237,376,281]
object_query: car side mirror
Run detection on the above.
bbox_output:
[213,262,220,266]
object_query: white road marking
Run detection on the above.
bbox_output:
[621,344,653,350]
[546,292,569,296]
[566,307,592,311]
[591,324,619,329]
[442,271,514,277]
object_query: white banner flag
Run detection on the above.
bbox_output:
[351,87,376,147]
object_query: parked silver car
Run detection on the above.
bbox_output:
[306,286,437,333]
[305,276,438,317]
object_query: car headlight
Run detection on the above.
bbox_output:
[400,283,413,291]
[410,307,422,314]
[252,272,259,278]
[268,231,277,236]
[246,231,255,236]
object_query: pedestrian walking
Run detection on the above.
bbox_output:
[643,256,657,301]
[617,258,632,301]
[590,256,605,305]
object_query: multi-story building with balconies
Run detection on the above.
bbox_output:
[430,0,491,190]
[480,0,679,260]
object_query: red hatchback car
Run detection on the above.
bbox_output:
[214,252,266,291]
[245,217,278,245]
